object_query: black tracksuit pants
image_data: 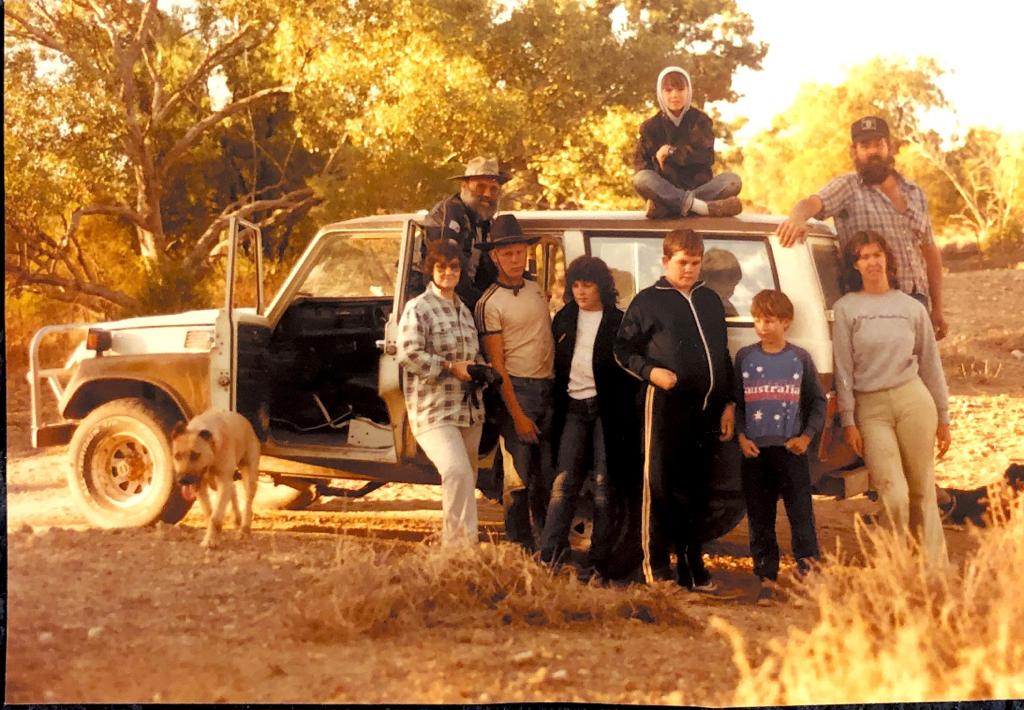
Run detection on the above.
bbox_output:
[740,446,820,581]
[640,384,715,588]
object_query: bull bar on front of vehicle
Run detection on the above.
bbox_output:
[26,323,96,448]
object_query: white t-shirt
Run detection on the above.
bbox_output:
[568,309,603,400]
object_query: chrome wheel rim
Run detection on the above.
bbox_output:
[87,431,155,507]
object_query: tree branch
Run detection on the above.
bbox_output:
[68,203,149,236]
[142,45,163,124]
[183,187,318,270]
[154,21,264,126]
[5,260,142,311]
[160,85,294,175]
[3,6,71,55]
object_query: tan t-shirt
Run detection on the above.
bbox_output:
[475,279,554,379]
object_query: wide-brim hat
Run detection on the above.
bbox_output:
[478,214,539,250]
[448,156,512,184]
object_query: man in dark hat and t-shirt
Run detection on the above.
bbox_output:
[775,116,947,340]
[474,214,555,552]
[426,156,511,306]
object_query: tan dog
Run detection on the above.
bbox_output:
[171,409,260,548]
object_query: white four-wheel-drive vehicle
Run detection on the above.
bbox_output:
[28,212,860,557]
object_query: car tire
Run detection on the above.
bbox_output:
[68,398,192,528]
[702,438,746,542]
[598,491,643,580]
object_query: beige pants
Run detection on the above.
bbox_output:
[856,377,949,568]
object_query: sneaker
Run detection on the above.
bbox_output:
[691,579,718,594]
[706,196,743,217]
[756,584,775,606]
[796,558,818,578]
[645,199,674,220]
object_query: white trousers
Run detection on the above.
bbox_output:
[416,422,483,546]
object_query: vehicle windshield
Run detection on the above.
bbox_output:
[296,233,400,298]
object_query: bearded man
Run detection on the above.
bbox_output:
[426,156,510,307]
[775,116,947,339]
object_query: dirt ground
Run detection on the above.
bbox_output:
[5,267,1024,705]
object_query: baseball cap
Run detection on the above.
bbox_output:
[851,116,890,143]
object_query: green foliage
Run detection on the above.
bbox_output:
[282,0,764,217]
[133,259,208,316]
[933,128,1024,250]
[736,57,950,215]
[5,0,763,319]
[735,55,1023,253]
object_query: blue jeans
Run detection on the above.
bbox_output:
[498,377,555,550]
[633,170,742,215]
[539,397,610,565]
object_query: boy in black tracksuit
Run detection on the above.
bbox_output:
[614,229,735,591]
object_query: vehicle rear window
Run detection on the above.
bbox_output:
[298,234,400,298]
[810,240,843,309]
[588,234,776,320]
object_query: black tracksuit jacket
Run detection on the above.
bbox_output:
[614,277,734,415]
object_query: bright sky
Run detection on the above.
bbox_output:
[713,0,1024,144]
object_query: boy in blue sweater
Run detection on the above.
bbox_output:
[734,290,825,604]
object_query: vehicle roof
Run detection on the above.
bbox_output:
[322,210,837,238]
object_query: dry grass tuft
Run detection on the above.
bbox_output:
[286,540,700,641]
[944,351,1004,384]
[713,490,1024,704]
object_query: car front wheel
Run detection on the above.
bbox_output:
[68,398,193,528]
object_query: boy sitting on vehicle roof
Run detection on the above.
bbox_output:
[633,66,743,220]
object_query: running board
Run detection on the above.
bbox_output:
[314,480,387,498]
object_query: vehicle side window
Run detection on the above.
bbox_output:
[588,234,776,320]
[810,240,843,309]
[528,236,566,317]
[298,233,401,298]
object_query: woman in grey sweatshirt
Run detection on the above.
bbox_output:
[833,231,950,568]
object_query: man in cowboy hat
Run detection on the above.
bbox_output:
[426,156,511,306]
[474,214,555,551]
[775,115,947,339]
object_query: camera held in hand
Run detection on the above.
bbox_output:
[467,364,503,388]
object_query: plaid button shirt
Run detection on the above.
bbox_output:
[817,172,935,298]
[397,283,484,437]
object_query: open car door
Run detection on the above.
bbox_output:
[378,217,427,462]
[251,217,437,481]
[209,216,272,437]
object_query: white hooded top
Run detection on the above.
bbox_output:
[656,66,692,127]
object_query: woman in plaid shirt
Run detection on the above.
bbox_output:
[398,240,487,546]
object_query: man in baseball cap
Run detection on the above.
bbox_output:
[426,157,511,306]
[850,115,890,142]
[776,114,947,340]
